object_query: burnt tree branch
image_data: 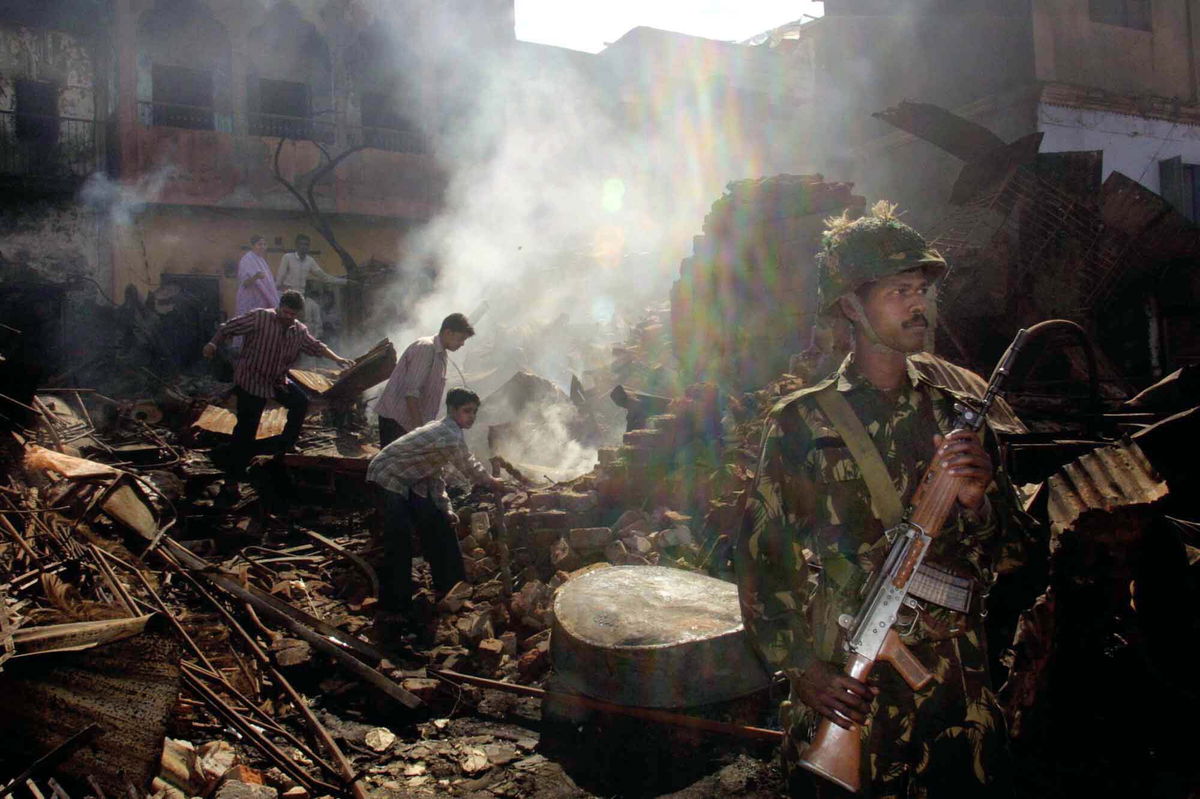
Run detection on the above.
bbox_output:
[270,136,368,279]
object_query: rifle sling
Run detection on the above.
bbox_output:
[812,388,904,528]
[812,387,975,615]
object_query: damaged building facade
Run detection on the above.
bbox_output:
[746,0,1200,389]
[0,0,512,385]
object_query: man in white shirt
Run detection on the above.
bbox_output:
[374,313,475,446]
[275,234,346,336]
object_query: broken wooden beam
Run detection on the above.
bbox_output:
[321,339,397,403]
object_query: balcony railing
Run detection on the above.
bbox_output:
[246,111,335,144]
[0,110,97,181]
[134,102,423,154]
[138,100,219,131]
[347,124,428,154]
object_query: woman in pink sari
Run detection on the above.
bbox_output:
[236,234,279,315]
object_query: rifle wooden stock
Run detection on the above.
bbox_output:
[799,653,874,792]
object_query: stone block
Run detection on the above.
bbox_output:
[526,510,571,529]
[613,510,649,533]
[525,493,561,511]
[478,638,505,671]
[517,641,550,681]
[558,491,599,513]
[215,781,277,799]
[604,539,628,563]
[456,610,494,646]
[627,535,654,556]
[401,677,442,703]
[623,429,664,448]
[522,527,563,548]
[568,527,612,552]
[271,638,311,668]
[438,581,473,613]
[549,538,580,572]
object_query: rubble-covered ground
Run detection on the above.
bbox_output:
[4,309,1200,799]
[0,326,805,798]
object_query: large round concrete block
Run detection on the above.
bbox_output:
[550,565,770,708]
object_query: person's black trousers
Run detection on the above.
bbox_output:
[378,416,408,447]
[380,488,465,612]
[230,381,308,478]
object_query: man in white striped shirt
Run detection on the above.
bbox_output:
[374,312,475,446]
[203,290,353,480]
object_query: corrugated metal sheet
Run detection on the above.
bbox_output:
[192,404,288,439]
[1047,439,1167,532]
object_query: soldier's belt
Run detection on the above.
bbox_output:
[906,563,975,614]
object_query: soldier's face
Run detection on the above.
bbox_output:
[858,271,930,353]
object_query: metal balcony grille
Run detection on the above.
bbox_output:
[0,110,97,180]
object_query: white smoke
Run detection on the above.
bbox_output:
[80,165,175,228]
[364,6,815,476]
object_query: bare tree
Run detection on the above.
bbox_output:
[270,135,367,278]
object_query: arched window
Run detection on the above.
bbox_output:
[245,2,333,143]
[137,0,232,131]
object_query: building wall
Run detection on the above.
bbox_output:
[1032,0,1197,101]
[110,204,409,318]
[0,199,103,281]
[0,21,94,118]
[1038,102,1200,193]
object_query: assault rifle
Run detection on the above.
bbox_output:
[798,328,1029,792]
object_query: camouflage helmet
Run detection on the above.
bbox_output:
[816,201,946,315]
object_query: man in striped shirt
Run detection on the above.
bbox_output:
[374,312,475,446]
[203,290,353,480]
[367,387,503,617]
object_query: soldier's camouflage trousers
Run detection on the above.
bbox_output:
[779,625,1015,799]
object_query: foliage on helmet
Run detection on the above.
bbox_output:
[816,201,946,314]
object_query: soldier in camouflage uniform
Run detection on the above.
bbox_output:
[735,203,1028,797]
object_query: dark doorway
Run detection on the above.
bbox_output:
[15,79,60,145]
[158,273,221,370]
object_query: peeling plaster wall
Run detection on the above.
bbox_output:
[0,200,103,281]
[0,23,105,295]
[0,21,95,118]
[1038,105,1200,193]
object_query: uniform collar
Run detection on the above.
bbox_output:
[834,352,923,393]
[432,334,446,354]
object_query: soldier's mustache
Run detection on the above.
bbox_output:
[902,315,928,329]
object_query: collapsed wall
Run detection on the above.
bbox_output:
[670,174,864,392]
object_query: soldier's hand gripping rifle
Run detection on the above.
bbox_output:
[798,329,1029,793]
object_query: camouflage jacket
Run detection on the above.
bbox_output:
[736,351,1029,679]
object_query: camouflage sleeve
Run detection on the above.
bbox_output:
[735,425,819,675]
